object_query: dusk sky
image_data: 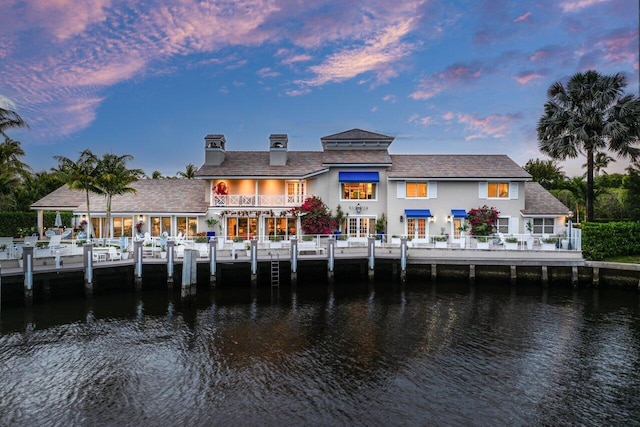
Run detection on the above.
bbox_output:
[1,0,638,177]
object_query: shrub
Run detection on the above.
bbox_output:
[505,237,518,243]
[467,205,500,236]
[582,221,640,260]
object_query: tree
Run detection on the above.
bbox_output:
[293,196,337,235]
[467,205,500,236]
[96,153,144,238]
[582,151,615,177]
[177,163,197,179]
[523,158,566,190]
[0,106,30,211]
[54,150,100,238]
[537,70,640,221]
[624,163,640,220]
[150,170,164,179]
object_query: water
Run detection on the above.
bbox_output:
[1,281,639,426]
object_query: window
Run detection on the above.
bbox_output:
[112,217,133,237]
[533,218,554,234]
[342,182,376,200]
[496,218,509,234]
[407,218,428,239]
[406,182,427,198]
[226,217,258,240]
[488,182,509,198]
[177,217,198,238]
[347,217,374,237]
[151,216,172,236]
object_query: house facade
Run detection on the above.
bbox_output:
[31,129,571,242]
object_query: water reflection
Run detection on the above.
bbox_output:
[1,282,639,426]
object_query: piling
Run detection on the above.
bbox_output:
[290,238,298,285]
[327,237,335,283]
[541,265,548,286]
[209,237,217,287]
[82,243,93,295]
[250,239,258,287]
[572,266,579,288]
[510,265,517,285]
[22,245,34,303]
[167,240,175,285]
[367,237,375,281]
[431,264,437,281]
[469,264,476,284]
[133,240,143,289]
[181,249,194,288]
[400,238,407,282]
[592,267,599,287]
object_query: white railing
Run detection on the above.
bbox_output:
[212,194,308,207]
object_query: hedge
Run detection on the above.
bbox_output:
[581,221,640,260]
[0,211,74,237]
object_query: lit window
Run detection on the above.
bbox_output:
[406,182,427,198]
[488,182,509,198]
[342,182,376,200]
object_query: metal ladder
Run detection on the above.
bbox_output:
[270,253,280,287]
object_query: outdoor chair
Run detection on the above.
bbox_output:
[108,247,122,261]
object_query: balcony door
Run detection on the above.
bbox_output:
[286,180,305,205]
[347,216,374,238]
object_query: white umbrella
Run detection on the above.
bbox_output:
[54,211,62,227]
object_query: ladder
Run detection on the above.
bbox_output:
[270,253,280,287]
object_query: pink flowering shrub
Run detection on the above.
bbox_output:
[292,196,337,235]
[467,205,500,236]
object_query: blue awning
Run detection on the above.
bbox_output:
[404,209,432,218]
[338,171,379,182]
[451,209,468,218]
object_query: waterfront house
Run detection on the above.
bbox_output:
[31,129,570,244]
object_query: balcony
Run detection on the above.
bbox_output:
[212,194,309,207]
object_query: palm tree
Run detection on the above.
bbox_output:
[151,170,164,179]
[537,70,640,221]
[523,158,566,190]
[54,150,100,238]
[0,106,28,138]
[96,153,144,238]
[177,163,197,179]
[581,151,616,177]
[0,138,31,210]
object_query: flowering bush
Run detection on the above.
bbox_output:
[78,219,87,230]
[467,205,500,236]
[135,221,143,233]
[291,196,337,235]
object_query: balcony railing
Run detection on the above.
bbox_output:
[212,194,308,207]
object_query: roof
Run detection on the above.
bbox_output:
[387,154,531,179]
[32,180,209,214]
[322,150,392,165]
[30,185,87,209]
[320,128,393,142]
[196,151,326,178]
[522,181,571,216]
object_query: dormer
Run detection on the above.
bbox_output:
[269,133,288,166]
[320,128,393,151]
[205,134,226,166]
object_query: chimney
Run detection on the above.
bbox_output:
[204,134,226,166]
[269,134,288,166]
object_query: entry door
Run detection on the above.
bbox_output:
[348,217,370,237]
[407,218,427,239]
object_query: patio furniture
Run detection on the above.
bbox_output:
[108,247,122,261]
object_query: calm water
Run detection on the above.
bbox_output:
[1,281,639,426]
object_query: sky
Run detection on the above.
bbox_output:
[0,0,638,178]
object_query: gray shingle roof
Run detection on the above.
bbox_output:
[32,180,209,214]
[196,151,326,178]
[321,128,393,142]
[387,154,532,179]
[322,150,392,165]
[30,185,86,209]
[522,181,571,215]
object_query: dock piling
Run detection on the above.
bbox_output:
[209,237,217,287]
[367,237,375,281]
[400,238,407,282]
[250,239,258,287]
[82,243,93,295]
[167,240,175,285]
[290,238,298,285]
[327,237,335,282]
[133,240,143,289]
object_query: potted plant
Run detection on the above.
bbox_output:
[542,237,557,250]
[336,234,349,247]
[505,236,518,250]
[205,217,219,238]
[232,236,245,250]
[375,213,386,236]
[475,235,489,249]
[245,242,252,257]
[160,245,167,259]
[390,235,401,245]
[433,235,448,248]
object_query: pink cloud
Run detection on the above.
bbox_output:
[595,30,638,65]
[559,0,607,13]
[514,71,544,84]
[257,67,280,78]
[302,19,417,86]
[513,12,532,23]
[281,54,313,65]
[410,63,482,100]
[456,112,522,140]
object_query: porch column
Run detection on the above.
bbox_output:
[37,210,44,239]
